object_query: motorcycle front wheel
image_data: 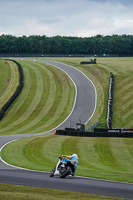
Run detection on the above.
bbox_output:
[49,167,56,177]
[60,166,71,178]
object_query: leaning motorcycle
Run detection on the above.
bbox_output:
[50,157,75,178]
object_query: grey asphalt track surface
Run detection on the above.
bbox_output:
[41,60,96,129]
[0,60,133,199]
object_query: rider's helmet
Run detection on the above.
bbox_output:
[72,153,78,159]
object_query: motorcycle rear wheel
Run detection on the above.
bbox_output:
[60,166,71,178]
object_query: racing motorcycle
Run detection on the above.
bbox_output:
[49,156,75,178]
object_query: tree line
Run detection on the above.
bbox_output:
[0,34,133,56]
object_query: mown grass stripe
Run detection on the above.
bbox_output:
[61,136,80,156]
[123,110,133,124]
[0,61,19,109]
[121,83,133,96]
[0,64,38,133]
[110,138,133,172]
[123,99,133,114]
[126,120,133,128]
[3,65,43,133]
[9,65,44,128]
[94,138,122,171]
[0,61,11,98]
[23,136,55,166]
[7,66,32,118]
[78,137,103,170]
[42,135,67,163]
[113,74,133,128]
[11,63,57,134]
[10,62,56,133]
[0,64,32,132]
[123,94,133,107]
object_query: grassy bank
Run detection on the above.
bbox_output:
[1,134,133,183]
[0,60,75,135]
[0,183,126,200]
[0,60,10,99]
[0,60,19,109]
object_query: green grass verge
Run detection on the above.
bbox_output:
[0,60,10,98]
[0,60,19,109]
[0,183,126,200]
[0,60,75,135]
[1,135,133,183]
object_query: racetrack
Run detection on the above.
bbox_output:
[41,60,96,129]
[0,168,133,199]
[0,60,133,199]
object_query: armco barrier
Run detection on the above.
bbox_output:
[0,59,24,120]
[55,128,133,138]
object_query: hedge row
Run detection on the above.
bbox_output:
[0,59,24,120]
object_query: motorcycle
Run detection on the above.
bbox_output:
[49,156,75,178]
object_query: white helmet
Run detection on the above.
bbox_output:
[72,153,78,159]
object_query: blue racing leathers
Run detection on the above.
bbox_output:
[62,155,79,176]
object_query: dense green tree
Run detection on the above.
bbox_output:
[0,34,133,56]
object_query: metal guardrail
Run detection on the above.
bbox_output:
[86,120,100,132]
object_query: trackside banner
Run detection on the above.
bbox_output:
[94,128,133,133]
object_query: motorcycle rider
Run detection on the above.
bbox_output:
[59,154,78,176]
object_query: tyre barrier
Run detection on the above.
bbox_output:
[0,59,24,120]
[55,128,133,138]
[107,72,114,129]
[80,59,96,64]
